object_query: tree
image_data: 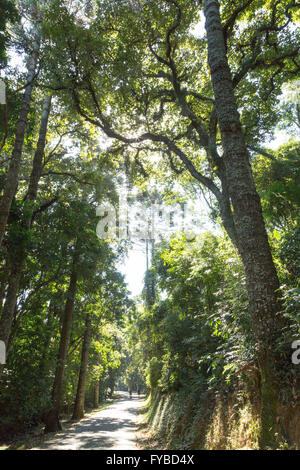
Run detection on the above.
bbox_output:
[203,0,286,447]
[44,238,80,433]
[0,95,52,375]
[41,0,299,446]
[0,0,46,246]
[72,314,91,420]
[0,0,298,448]
[252,141,300,230]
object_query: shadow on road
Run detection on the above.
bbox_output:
[33,392,143,450]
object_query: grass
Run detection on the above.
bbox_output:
[135,394,166,450]
[135,388,262,450]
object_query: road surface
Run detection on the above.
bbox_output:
[32,392,143,450]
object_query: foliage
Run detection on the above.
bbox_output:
[0,0,19,65]
[252,141,300,229]
[0,0,299,448]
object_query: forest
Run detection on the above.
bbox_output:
[0,0,299,451]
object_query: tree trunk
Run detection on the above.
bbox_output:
[72,315,91,420]
[218,179,238,247]
[204,0,283,448]
[94,379,100,408]
[0,258,22,351]
[0,95,52,377]
[44,244,79,433]
[0,258,11,314]
[26,95,52,202]
[39,302,57,376]
[0,39,40,247]
[94,350,101,408]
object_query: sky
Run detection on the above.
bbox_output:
[117,194,220,298]
[117,246,146,298]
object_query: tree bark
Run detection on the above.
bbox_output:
[39,302,57,377]
[217,183,238,247]
[0,39,40,247]
[0,258,11,314]
[0,258,22,350]
[204,0,284,448]
[26,95,52,201]
[94,350,101,408]
[72,314,91,420]
[44,243,79,433]
[94,379,100,408]
[0,95,52,378]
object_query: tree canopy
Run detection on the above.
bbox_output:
[0,0,299,450]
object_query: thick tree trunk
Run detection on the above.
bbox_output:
[0,258,22,351]
[204,0,283,448]
[0,40,40,247]
[0,96,52,378]
[44,245,79,433]
[72,315,91,420]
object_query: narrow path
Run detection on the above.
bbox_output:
[32,392,143,450]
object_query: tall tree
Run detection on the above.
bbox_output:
[203,0,284,447]
[44,239,80,432]
[0,95,52,376]
[41,0,299,446]
[0,0,43,247]
[72,314,91,420]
